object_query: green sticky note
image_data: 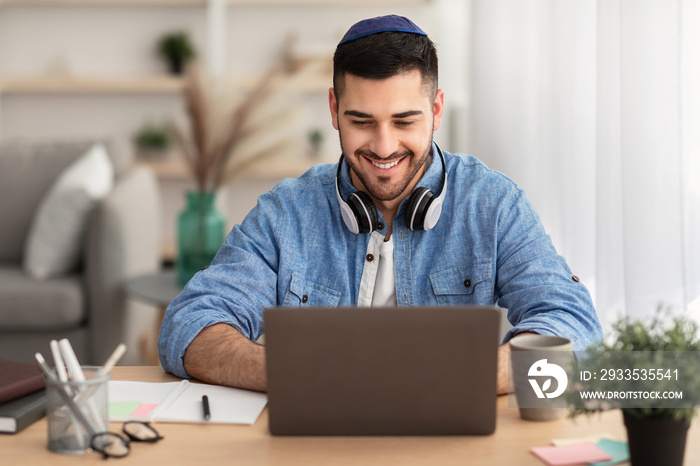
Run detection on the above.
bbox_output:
[591,439,630,466]
[109,401,141,419]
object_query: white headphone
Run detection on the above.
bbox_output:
[335,142,448,234]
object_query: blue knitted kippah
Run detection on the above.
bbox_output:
[338,15,427,46]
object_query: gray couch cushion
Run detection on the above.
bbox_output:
[0,266,85,330]
[0,139,127,264]
[0,141,96,263]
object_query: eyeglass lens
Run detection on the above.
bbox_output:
[123,421,163,442]
[91,432,131,458]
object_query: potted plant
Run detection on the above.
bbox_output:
[169,62,306,286]
[133,123,172,159]
[308,128,323,159]
[157,31,196,75]
[570,310,699,466]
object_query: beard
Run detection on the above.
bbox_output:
[338,129,433,202]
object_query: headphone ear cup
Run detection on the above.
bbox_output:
[404,187,434,231]
[347,191,379,234]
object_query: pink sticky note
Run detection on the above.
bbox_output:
[130,403,158,418]
[531,442,612,466]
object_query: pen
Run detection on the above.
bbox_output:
[34,352,57,382]
[50,340,70,390]
[202,395,211,421]
[58,338,107,431]
[49,341,81,434]
[58,338,85,383]
[93,343,127,379]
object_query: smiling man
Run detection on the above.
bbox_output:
[331,70,439,232]
[159,15,602,394]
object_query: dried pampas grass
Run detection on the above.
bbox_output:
[171,59,315,192]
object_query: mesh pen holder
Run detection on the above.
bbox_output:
[44,367,111,455]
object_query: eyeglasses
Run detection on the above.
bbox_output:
[90,421,164,459]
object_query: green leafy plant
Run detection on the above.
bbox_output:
[157,31,196,74]
[308,128,323,158]
[133,123,172,151]
[570,308,699,423]
[309,128,323,146]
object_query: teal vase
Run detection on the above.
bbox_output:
[177,191,226,286]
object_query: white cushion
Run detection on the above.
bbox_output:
[23,143,114,279]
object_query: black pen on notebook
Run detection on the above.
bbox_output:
[202,395,211,421]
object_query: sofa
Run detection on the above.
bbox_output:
[0,140,161,365]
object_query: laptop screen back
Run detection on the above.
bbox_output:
[264,306,500,436]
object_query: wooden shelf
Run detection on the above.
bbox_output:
[0,0,202,5]
[0,73,330,95]
[133,154,328,181]
[0,0,429,6]
[134,157,191,179]
[0,75,186,95]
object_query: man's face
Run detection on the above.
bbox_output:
[329,69,444,205]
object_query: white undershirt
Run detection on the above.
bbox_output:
[357,231,396,307]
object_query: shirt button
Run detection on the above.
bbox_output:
[378,222,384,230]
[572,275,580,282]
[302,294,308,303]
[464,279,471,288]
[366,254,374,262]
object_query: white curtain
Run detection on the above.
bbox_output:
[469,0,700,330]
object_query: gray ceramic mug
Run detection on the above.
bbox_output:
[509,335,573,421]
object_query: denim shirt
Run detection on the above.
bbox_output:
[159,145,603,379]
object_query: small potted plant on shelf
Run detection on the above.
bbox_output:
[157,31,196,75]
[570,308,699,466]
[133,123,173,160]
[308,128,323,159]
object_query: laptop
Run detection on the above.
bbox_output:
[263,305,500,436]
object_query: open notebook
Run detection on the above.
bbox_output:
[108,380,268,425]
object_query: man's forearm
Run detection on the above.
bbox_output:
[183,323,267,392]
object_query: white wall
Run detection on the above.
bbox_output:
[0,1,470,230]
[0,2,471,363]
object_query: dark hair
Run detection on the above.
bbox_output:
[332,31,438,99]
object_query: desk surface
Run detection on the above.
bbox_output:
[3,366,698,465]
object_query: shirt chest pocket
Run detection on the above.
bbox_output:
[283,273,342,307]
[429,260,494,305]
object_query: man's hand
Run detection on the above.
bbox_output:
[497,332,538,395]
[184,324,534,395]
[183,323,267,392]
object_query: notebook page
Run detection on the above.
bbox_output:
[108,380,185,421]
[155,382,268,425]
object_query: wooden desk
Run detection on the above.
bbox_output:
[3,366,698,465]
